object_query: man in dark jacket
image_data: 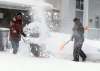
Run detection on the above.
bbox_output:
[10,13,26,54]
[71,17,87,62]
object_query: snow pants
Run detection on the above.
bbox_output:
[73,41,86,61]
[11,40,19,54]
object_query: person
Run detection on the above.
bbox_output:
[71,17,87,62]
[10,13,26,54]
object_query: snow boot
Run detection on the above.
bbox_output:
[82,56,87,62]
[13,48,18,54]
[72,59,79,62]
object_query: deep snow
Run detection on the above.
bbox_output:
[0,51,100,71]
[0,32,100,71]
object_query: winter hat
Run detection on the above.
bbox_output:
[73,17,80,22]
[16,12,22,16]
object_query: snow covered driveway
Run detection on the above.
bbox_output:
[0,52,100,71]
[0,32,100,71]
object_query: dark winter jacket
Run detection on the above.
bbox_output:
[71,22,84,45]
[10,17,25,41]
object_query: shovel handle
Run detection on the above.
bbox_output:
[60,40,71,50]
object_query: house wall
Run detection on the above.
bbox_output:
[86,0,100,40]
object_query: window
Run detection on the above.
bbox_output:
[76,0,84,10]
[76,11,83,23]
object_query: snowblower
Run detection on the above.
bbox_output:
[21,35,41,57]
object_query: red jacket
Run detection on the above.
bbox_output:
[10,17,23,40]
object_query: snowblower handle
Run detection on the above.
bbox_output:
[21,36,26,43]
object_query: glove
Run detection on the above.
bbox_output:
[22,32,26,37]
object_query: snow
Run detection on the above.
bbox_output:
[1,0,53,8]
[7,32,100,61]
[48,32,100,62]
[0,52,100,71]
[0,0,100,71]
[0,32,100,71]
[0,28,9,31]
[11,32,100,62]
